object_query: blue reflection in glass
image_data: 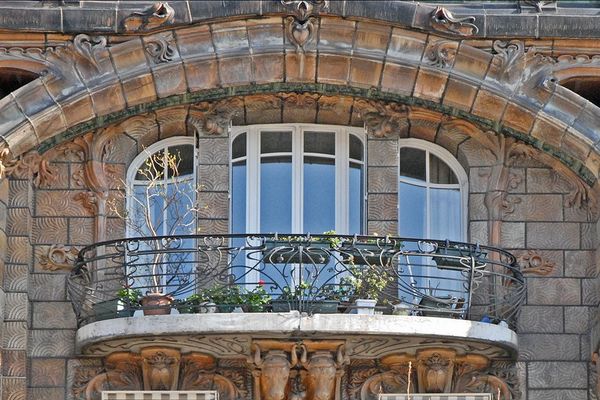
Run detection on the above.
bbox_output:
[430,188,461,240]
[349,162,363,234]
[261,157,292,233]
[399,182,426,238]
[303,157,335,233]
[231,161,246,234]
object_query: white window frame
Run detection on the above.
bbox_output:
[398,139,468,241]
[126,136,197,238]
[230,124,366,235]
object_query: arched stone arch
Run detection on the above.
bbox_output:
[0,17,599,195]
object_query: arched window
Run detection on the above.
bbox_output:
[126,138,196,294]
[231,124,365,235]
[398,139,468,241]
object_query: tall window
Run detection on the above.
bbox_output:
[231,125,365,235]
[126,138,196,294]
[398,139,467,241]
[398,139,468,300]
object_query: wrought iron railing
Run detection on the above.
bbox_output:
[67,234,525,329]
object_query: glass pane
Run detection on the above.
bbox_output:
[135,149,164,181]
[261,156,292,232]
[232,133,247,159]
[261,131,292,154]
[166,179,195,235]
[430,188,461,240]
[349,134,363,161]
[231,161,246,234]
[167,144,194,178]
[399,182,426,238]
[304,131,335,155]
[303,156,335,233]
[349,162,363,234]
[430,153,458,184]
[400,147,426,181]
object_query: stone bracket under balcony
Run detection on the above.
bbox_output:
[75,312,517,358]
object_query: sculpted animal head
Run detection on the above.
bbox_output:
[253,345,297,400]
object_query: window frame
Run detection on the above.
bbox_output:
[398,139,468,241]
[126,136,197,238]
[230,124,366,235]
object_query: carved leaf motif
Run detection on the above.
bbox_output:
[72,34,107,72]
[517,250,555,276]
[189,98,245,135]
[279,92,320,107]
[145,37,175,64]
[39,245,80,271]
[281,0,329,22]
[430,6,478,36]
[427,41,459,68]
[354,100,408,138]
[3,150,57,187]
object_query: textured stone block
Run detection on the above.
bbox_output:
[367,139,397,167]
[469,194,487,221]
[413,69,447,103]
[442,78,478,112]
[35,190,90,217]
[32,217,68,244]
[503,194,563,222]
[499,222,525,248]
[471,89,507,122]
[184,59,220,92]
[457,138,498,167]
[527,222,581,249]
[582,278,600,305]
[2,322,27,350]
[285,53,317,83]
[197,218,228,235]
[198,138,229,165]
[2,350,25,377]
[519,334,580,361]
[1,377,26,400]
[514,249,563,277]
[517,305,563,333]
[529,361,588,388]
[367,194,397,221]
[31,358,65,387]
[29,273,66,301]
[29,330,75,357]
[4,265,27,292]
[565,306,590,334]
[367,221,397,236]
[6,208,30,236]
[219,56,253,86]
[32,302,76,329]
[380,63,417,96]
[530,116,565,149]
[198,165,228,192]
[4,293,27,321]
[565,250,595,278]
[8,180,30,208]
[527,278,581,305]
[29,388,65,400]
[317,54,350,85]
[121,73,157,107]
[528,389,587,400]
[469,221,488,244]
[198,192,228,220]
[253,54,284,84]
[469,167,491,193]
[7,237,30,264]
[68,217,95,246]
[581,223,596,250]
[527,168,571,193]
[367,167,397,193]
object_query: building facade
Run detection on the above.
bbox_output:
[0,1,598,399]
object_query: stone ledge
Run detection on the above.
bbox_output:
[75,312,518,358]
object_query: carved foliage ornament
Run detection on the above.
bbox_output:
[0,149,57,187]
[40,244,80,271]
[426,41,459,69]
[430,6,478,37]
[354,99,408,138]
[145,36,175,64]
[122,2,175,32]
[517,250,556,276]
[188,98,245,136]
[76,347,242,400]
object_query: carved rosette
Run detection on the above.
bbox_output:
[76,347,244,400]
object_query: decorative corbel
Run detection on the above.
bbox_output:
[180,353,242,400]
[188,97,244,136]
[39,244,80,271]
[299,341,348,400]
[416,349,455,393]
[282,1,328,51]
[354,99,409,138]
[83,352,143,400]
[122,2,175,32]
[249,341,299,400]
[141,347,181,391]
[517,250,556,276]
[430,6,478,37]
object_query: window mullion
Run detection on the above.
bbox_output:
[292,126,303,233]
[247,128,260,233]
[336,128,348,234]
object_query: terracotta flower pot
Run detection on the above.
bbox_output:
[140,293,174,316]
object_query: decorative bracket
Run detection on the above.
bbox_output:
[354,99,409,138]
[122,2,175,32]
[188,98,245,136]
[430,6,478,37]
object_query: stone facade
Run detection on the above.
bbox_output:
[1,1,600,399]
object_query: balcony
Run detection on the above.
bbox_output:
[67,234,524,353]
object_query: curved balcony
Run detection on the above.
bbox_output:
[67,234,525,357]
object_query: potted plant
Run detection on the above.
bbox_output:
[180,284,271,313]
[108,147,203,316]
[271,282,341,314]
[433,241,487,270]
[93,288,142,321]
[341,263,394,315]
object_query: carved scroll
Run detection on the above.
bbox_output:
[145,36,175,64]
[39,244,79,271]
[122,2,175,32]
[1,149,57,187]
[426,41,459,69]
[430,7,478,37]
[517,250,555,276]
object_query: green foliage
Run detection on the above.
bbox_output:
[116,288,142,305]
[182,285,272,312]
[340,264,393,302]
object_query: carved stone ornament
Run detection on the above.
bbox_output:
[278,92,320,107]
[188,98,245,136]
[518,0,558,12]
[491,40,555,91]
[1,149,57,187]
[281,1,328,51]
[430,6,478,37]
[426,41,459,69]
[122,2,175,32]
[354,99,408,138]
[145,36,175,64]
[357,349,517,400]
[249,340,347,400]
[517,250,556,276]
[76,347,243,400]
[39,244,80,271]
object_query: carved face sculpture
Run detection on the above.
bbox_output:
[260,351,292,400]
[305,352,338,400]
